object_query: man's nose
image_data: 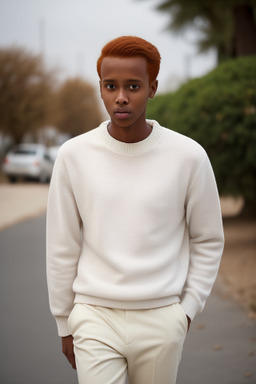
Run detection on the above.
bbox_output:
[116,88,128,104]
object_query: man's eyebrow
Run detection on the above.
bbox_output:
[102,78,143,83]
[126,79,143,82]
[102,79,115,83]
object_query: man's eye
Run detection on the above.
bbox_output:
[106,84,115,90]
[129,84,139,90]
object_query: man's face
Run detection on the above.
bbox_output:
[100,56,157,131]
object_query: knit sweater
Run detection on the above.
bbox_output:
[46,120,224,337]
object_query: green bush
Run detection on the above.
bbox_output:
[147,56,256,217]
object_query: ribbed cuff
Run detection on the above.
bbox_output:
[55,316,70,337]
[180,292,203,321]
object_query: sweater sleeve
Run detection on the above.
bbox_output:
[180,154,224,320]
[46,149,82,336]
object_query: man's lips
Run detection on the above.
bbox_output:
[114,109,131,119]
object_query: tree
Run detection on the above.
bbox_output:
[146,55,256,217]
[0,47,54,144]
[152,0,256,62]
[53,78,103,138]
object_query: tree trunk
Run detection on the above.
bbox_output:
[233,5,256,56]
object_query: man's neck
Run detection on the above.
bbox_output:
[107,121,152,144]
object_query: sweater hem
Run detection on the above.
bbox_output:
[74,294,180,310]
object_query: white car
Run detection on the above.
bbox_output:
[48,145,61,162]
[3,144,54,183]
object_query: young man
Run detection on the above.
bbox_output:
[47,36,224,384]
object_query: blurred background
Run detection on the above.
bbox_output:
[0,0,220,154]
[0,1,255,383]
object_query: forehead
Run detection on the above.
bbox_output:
[100,56,148,81]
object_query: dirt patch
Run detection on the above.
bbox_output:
[220,218,256,320]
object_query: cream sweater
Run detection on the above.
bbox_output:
[47,120,224,336]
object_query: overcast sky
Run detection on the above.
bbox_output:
[0,0,217,94]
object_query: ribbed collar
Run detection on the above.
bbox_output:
[99,120,162,155]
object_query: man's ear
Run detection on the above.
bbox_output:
[149,80,158,99]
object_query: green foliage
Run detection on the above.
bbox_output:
[147,56,256,215]
[153,0,256,60]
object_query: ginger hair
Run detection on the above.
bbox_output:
[97,36,161,84]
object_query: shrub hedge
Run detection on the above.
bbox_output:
[146,56,256,216]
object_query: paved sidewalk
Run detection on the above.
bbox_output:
[177,278,256,383]
[0,183,49,230]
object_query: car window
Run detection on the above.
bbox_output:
[13,149,37,155]
[44,153,52,161]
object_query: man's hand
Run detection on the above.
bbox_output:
[186,315,191,332]
[62,335,76,370]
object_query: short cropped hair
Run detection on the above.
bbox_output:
[97,36,161,84]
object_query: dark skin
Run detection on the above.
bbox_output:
[62,335,76,370]
[61,55,191,369]
[99,56,157,143]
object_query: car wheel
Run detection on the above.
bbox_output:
[8,176,17,183]
[39,172,48,183]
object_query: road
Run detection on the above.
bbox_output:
[0,215,78,384]
[0,214,255,384]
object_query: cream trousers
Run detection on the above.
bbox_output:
[68,303,188,384]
